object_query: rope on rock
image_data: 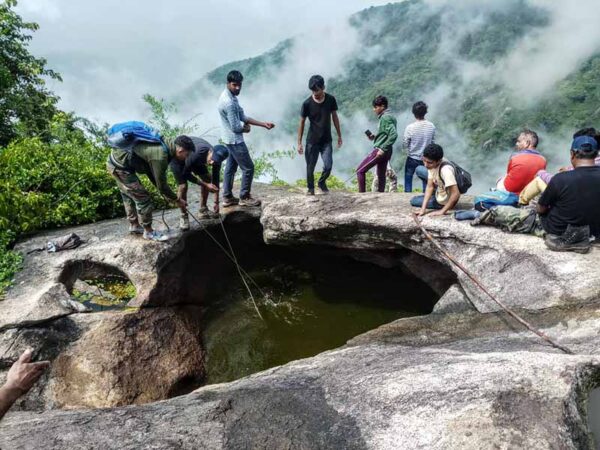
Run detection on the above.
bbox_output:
[411,213,574,355]
[183,208,264,321]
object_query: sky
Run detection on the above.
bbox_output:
[15,0,391,123]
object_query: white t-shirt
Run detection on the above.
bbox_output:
[428,159,457,205]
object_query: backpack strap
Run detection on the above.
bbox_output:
[438,161,451,186]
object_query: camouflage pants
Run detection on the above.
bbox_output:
[478,205,545,237]
[106,160,153,227]
[371,167,399,192]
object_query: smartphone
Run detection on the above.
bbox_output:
[365,130,374,138]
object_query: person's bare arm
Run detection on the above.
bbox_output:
[297,117,306,154]
[332,111,342,148]
[416,178,435,216]
[245,117,275,130]
[0,349,50,420]
[430,185,460,216]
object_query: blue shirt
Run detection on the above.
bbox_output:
[218,88,247,145]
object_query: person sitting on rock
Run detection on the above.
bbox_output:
[496,129,546,195]
[107,135,191,241]
[473,135,600,253]
[0,349,49,421]
[411,143,461,217]
[519,128,600,205]
[356,95,398,193]
[169,137,229,230]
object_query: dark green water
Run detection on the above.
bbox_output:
[202,253,438,385]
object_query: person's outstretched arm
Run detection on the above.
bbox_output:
[332,111,342,148]
[245,117,275,130]
[297,117,306,154]
[0,349,50,420]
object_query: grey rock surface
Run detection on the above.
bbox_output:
[1,185,600,449]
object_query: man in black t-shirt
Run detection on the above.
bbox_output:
[537,135,600,253]
[297,75,342,195]
[169,137,229,230]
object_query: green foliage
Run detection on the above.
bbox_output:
[0,113,122,295]
[0,0,61,146]
[0,247,22,298]
[143,94,200,139]
[253,148,297,183]
[294,174,350,191]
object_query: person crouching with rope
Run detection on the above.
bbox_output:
[169,137,229,230]
[107,135,192,242]
[356,96,398,192]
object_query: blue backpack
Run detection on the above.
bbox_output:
[474,190,519,211]
[107,121,169,154]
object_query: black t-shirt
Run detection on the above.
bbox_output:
[170,137,219,186]
[538,166,600,236]
[300,93,338,145]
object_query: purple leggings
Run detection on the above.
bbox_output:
[357,149,392,192]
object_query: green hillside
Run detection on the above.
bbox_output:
[187,0,600,158]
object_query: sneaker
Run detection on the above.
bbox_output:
[198,206,220,219]
[222,196,240,208]
[316,187,329,195]
[306,189,315,196]
[128,224,144,234]
[239,196,262,207]
[179,214,190,231]
[545,225,591,254]
[143,230,169,242]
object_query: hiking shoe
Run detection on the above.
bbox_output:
[222,196,240,208]
[306,189,315,196]
[317,183,329,195]
[179,214,190,231]
[239,196,262,207]
[128,224,144,234]
[143,230,169,242]
[545,225,591,254]
[198,206,220,219]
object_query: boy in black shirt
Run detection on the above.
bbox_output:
[297,75,342,195]
[169,137,229,229]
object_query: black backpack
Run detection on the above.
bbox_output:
[439,161,472,194]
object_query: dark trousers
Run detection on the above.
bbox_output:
[404,156,426,193]
[356,149,392,193]
[305,142,333,191]
[223,142,254,199]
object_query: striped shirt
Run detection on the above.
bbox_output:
[218,88,247,145]
[403,120,436,159]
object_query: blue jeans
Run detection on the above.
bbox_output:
[305,142,333,191]
[404,157,426,193]
[410,194,443,210]
[223,142,254,199]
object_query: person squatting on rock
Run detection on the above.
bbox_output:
[218,70,275,208]
[0,349,49,421]
[297,75,343,195]
[519,128,600,206]
[371,162,398,192]
[474,135,600,254]
[496,129,546,196]
[403,101,435,193]
[411,143,461,216]
[107,134,191,242]
[356,95,398,193]
[169,137,229,230]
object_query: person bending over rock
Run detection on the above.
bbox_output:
[107,135,192,241]
[411,143,461,216]
[356,95,398,193]
[519,128,600,205]
[473,135,600,254]
[169,137,229,230]
[0,349,49,421]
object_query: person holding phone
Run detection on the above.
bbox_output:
[356,96,398,192]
